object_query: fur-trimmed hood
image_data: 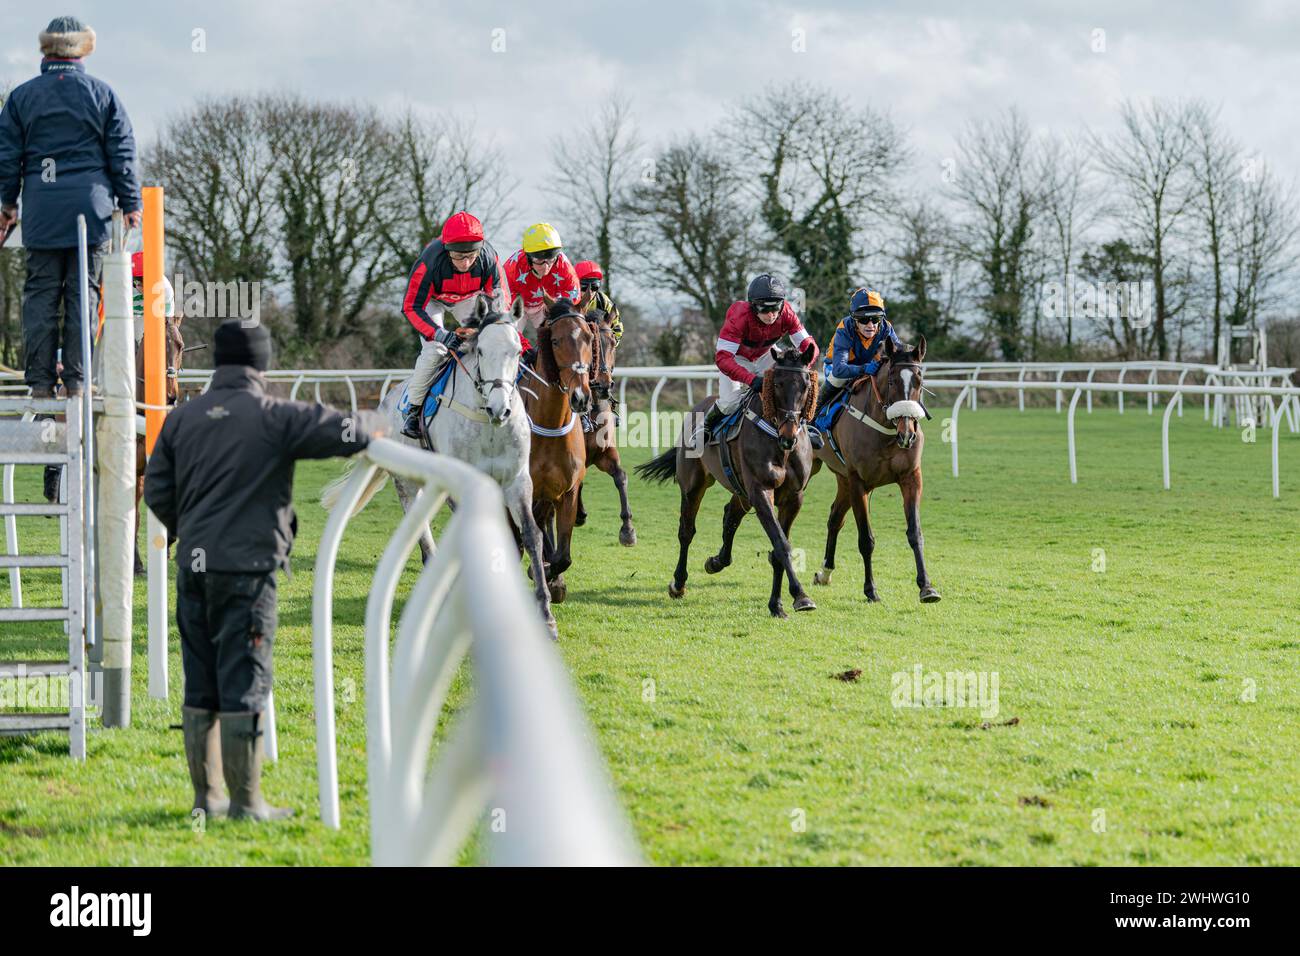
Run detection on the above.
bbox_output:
[40,19,96,59]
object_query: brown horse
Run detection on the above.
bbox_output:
[810,335,940,603]
[525,295,595,604]
[133,314,189,573]
[573,309,636,547]
[636,345,818,618]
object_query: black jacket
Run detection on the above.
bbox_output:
[0,59,140,249]
[144,365,372,573]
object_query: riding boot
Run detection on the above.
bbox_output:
[182,706,229,817]
[815,380,844,414]
[807,426,824,450]
[401,403,423,440]
[702,401,726,436]
[220,712,293,822]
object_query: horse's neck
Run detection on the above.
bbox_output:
[531,370,572,427]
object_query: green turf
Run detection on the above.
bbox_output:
[2,401,1298,865]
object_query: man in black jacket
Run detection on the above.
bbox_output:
[144,321,378,821]
[0,16,141,398]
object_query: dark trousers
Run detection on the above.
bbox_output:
[22,244,106,393]
[176,566,277,713]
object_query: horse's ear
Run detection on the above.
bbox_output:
[577,289,593,310]
[884,336,897,356]
[915,335,927,362]
[801,344,816,366]
[542,291,556,311]
[475,295,489,319]
[511,296,524,321]
[770,346,782,362]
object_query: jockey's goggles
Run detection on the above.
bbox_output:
[527,248,561,263]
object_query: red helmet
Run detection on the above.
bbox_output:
[575,260,603,281]
[440,211,484,248]
[131,251,144,278]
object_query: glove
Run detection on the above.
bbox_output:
[862,360,880,376]
[453,326,475,339]
[748,372,762,389]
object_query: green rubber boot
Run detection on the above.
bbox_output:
[181,706,229,817]
[220,712,294,822]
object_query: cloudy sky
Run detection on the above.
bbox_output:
[5,0,1298,265]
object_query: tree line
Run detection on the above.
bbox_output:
[1,84,1298,372]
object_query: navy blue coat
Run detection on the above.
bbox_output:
[0,59,140,249]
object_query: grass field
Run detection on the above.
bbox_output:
[2,401,1299,865]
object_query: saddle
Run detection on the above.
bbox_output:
[706,406,745,446]
[398,358,456,423]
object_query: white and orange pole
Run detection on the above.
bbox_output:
[142,186,170,699]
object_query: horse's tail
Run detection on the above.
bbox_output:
[634,447,678,485]
[320,456,390,516]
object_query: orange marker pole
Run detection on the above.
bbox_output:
[142,186,165,454]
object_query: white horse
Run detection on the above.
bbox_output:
[322,296,556,636]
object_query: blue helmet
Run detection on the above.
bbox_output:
[850,288,886,318]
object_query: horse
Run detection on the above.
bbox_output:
[573,309,636,547]
[523,295,596,605]
[635,345,819,618]
[810,335,940,603]
[322,295,557,637]
[133,313,191,574]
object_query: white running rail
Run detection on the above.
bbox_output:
[933,378,1300,497]
[311,437,638,866]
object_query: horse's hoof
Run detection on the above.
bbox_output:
[793,595,816,612]
[866,590,882,603]
[770,603,787,619]
[544,618,559,641]
[549,580,567,604]
[704,555,726,574]
[919,586,942,603]
[813,567,832,586]
[668,582,686,599]
[619,527,637,548]
[574,513,587,527]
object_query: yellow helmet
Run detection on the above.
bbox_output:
[522,222,563,254]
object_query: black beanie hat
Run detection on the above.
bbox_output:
[213,320,272,371]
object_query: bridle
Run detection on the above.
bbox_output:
[540,313,592,395]
[589,318,615,400]
[447,322,520,415]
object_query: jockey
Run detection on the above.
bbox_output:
[816,287,903,412]
[702,272,821,448]
[399,210,509,439]
[503,222,581,333]
[130,250,175,341]
[574,260,623,343]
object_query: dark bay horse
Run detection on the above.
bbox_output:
[636,345,818,618]
[133,314,190,573]
[811,335,940,603]
[525,296,595,604]
[574,309,636,547]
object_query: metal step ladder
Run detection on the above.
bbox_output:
[0,396,91,758]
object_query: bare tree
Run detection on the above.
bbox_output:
[887,197,961,348]
[264,94,406,352]
[1186,101,1242,353]
[549,95,640,294]
[949,108,1044,360]
[623,135,760,331]
[1225,161,1300,329]
[144,96,281,346]
[733,82,907,341]
[1090,100,1194,360]
[379,111,516,265]
[1038,132,1102,356]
